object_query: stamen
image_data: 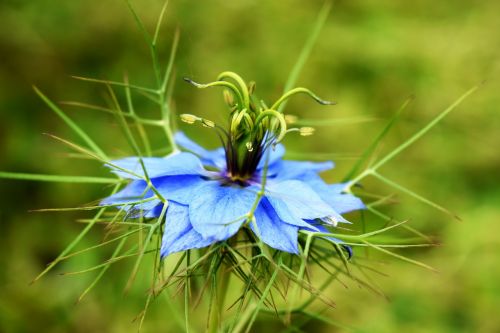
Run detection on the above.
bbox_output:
[183,77,244,108]
[223,89,234,107]
[299,127,315,136]
[271,87,335,111]
[254,109,287,142]
[180,113,200,124]
[185,72,333,181]
[248,81,256,95]
[201,119,215,128]
[217,71,250,109]
[180,114,222,134]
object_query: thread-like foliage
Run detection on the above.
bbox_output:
[0,1,478,332]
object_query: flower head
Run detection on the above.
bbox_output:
[102,72,365,257]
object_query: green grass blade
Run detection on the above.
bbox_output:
[160,27,179,93]
[31,184,119,283]
[367,206,432,241]
[158,27,180,152]
[343,97,413,181]
[123,76,152,156]
[279,1,331,112]
[125,205,167,291]
[46,133,144,179]
[0,172,118,184]
[243,269,279,333]
[33,198,156,212]
[371,85,480,171]
[362,240,437,272]
[372,171,460,220]
[152,0,170,46]
[106,84,166,202]
[77,236,127,303]
[125,0,153,45]
[71,76,158,94]
[34,87,107,159]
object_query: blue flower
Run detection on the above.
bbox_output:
[102,72,365,258]
[102,132,365,257]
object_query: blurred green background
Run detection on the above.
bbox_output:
[1,0,499,332]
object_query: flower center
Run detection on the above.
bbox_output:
[224,136,264,183]
[181,71,334,183]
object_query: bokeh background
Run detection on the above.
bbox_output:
[1,0,499,332]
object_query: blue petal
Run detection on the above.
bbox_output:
[174,132,226,169]
[272,160,334,180]
[101,180,150,205]
[251,199,299,254]
[174,132,209,157]
[161,202,216,257]
[294,173,365,214]
[256,143,285,170]
[265,180,340,221]
[107,152,206,179]
[298,174,365,214]
[100,180,161,217]
[189,181,257,240]
[328,183,347,194]
[131,200,163,218]
[323,192,365,214]
[152,175,206,205]
[249,189,318,230]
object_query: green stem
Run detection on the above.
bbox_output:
[208,262,231,333]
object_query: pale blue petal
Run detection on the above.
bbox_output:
[249,190,318,230]
[296,174,365,214]
[323,193,365,214]
[100,180,161,218]
[251,200,299,254]
[175,132,226,169]
[272,160,334,180]
[152,175,206,205]
[257,143,285,170]
[321,212,349,225]
[161,202,215,257]
[265,180,337,220]
[130,200,162,218]
[107,152,205,179]
[328,183,346,194]
[201,147,227,169]
[174,132,209,157]
[101,180,150,205]
[146,204,167,218]
[189,181,257,240]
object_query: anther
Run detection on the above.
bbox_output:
[180,114,200,124]
[299,127,315,136]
